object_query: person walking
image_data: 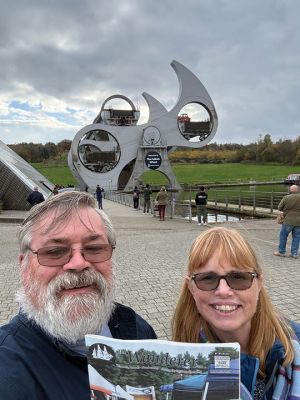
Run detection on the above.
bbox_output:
[274,184,300,259]
[156,186,168,221]
[132,186,140,209]
[95,184,104,209]
[195,186,208,225]
[142,184,152,213]
[52,184,60,195]
[26,187,45,207]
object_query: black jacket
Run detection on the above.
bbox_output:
[27,191,45,206]
[195,190,208,205]
[0,304,156,400]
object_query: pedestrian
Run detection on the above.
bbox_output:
[132,186,140,209]
[195,186,208,225]
[142,183,152,213]
[26,186,45,207]
[95,184,104,209]
[156,186,168,221]
[52,184,59,195]
[172,227,300,399]
[274,184,300,259]
[0,191,156,400]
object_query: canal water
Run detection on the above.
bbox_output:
[191,210,250,224]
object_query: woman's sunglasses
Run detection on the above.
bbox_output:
[191,271,259,291]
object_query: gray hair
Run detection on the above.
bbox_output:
[18,191,116,253]
[290,185,299,193]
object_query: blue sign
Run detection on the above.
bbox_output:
[145,151,161,170]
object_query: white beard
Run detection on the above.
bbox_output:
[16,269,115,344]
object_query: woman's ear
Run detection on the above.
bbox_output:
[257,274,263,291]
[186,276,196,296]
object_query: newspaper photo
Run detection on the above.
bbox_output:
[85,335,240,400]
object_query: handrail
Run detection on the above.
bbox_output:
[105,191,193,222]
[105,189,284,220]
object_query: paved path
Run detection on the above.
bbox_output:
[0,201,299,339]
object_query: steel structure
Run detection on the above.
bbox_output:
[0,140,53,210]
[68,60,218,191]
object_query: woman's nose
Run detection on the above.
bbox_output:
[215,277,233,294]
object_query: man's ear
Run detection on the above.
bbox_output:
[19,254,24,265]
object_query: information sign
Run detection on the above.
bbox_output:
[145,151,162,170]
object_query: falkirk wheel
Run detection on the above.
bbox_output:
[68,60,218,192]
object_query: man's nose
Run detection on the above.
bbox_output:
[62,248,90,271]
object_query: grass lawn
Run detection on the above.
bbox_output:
[32,163,77,186]
[32,161,298,188]
[141,163,298,185]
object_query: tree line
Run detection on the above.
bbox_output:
[9,139,72,163]
[8,134,300,164]
[170,134,300,164]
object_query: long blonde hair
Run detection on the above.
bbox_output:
[172,227,294,375]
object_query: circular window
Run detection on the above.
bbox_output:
[78,129,121,173]
[178,103,212,142]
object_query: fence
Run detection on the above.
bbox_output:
[106,188,285,221]
[204,189,285,215]
[105,191,193,222]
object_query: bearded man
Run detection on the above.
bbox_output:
[0,191,156,400]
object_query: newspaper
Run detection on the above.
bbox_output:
[85,335,240,400]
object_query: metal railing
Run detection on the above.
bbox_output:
[205,189,285,215]
[105,191,193,222]
[106,188,286,221]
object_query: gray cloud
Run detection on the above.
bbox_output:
[0,0,299,144]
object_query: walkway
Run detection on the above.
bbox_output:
[0,201,299,339]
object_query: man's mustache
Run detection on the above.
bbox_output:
[47,270,107,296]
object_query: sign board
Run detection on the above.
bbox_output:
[145,151,162,170]
[214,354,230,369]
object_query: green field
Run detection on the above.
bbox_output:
[32,163,77,186]
[32,162,298,187]
[141,163,298,185]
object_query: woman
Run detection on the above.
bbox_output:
[172,227,300,399]
[156,186,168,221]
[132,186,140,209]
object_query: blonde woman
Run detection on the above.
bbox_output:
[172,227,300,399]
[155,186,168,221]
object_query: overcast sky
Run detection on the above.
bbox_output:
[1,0,299,145]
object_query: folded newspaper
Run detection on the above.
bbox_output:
[85,335,240,400]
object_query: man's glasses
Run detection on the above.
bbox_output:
[29,244,115,267]
[191,271,259,291]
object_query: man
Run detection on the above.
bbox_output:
[27,186,45,206]
[95,184,104,209]
[274,184,300,259]
[142,183,152,213]
[0,192,156,399]
[195,186,208,225]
